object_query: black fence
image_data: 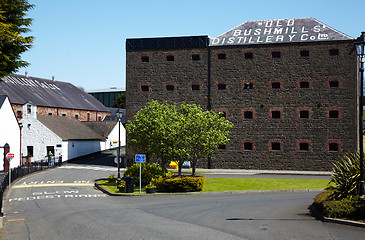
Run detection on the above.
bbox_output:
[0,158,62,216]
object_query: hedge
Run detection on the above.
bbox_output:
[156,176,205,192]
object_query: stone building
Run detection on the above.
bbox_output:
[126,17,359,171]
[0,74,110,122]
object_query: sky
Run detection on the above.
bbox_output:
[16,0,365,92]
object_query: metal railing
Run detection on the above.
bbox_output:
[0,157,62,216]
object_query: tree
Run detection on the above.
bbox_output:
[0,0,34,79]
[113,93,126,109]
[126,100,233,176]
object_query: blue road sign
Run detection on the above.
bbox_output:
[135,154,146,163]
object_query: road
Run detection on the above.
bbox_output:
[1,156,364,239]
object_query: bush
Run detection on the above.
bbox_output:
[156,176,205,192]
[124,163,165,186]
[313,190,365,220]
[328,152,360,199]
[108,174,117,183]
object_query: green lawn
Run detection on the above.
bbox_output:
[202,178,331,192]
[97,178,331,194]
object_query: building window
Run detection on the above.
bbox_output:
[243,142,254,151]
[269,141,282,151]
[87,113,90,121]
[27,105,31,114]
[166,55,174,61]
[329,48,339,56]
[299,110,310,119]
[16,110,23,119]
[299,81,310,88]
[75,114,79,120]
[166,84,175,91]
[243,111,253,119]
[191,84,200,91]
[218,53,226,60]
[219,111,227,119]
[300,50,310,57]
[141,85,150,92]
[141,56,149,62]
[62,113,66,117]
[48,112,52,116]
[218,144,227,150]
[218,83,227,90]
[329,143,339,151]
[271,111,281,119]
[329,110,339,119]
[272,51,281,58]
[243,82,253,89]
[298,142,310,151]
[271,82,281,89]
[192,54,200,61]
[98,116,102,121]
[329,80,339,88]
[245,52,253,59]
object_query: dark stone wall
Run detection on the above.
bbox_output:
[126,40,358,171]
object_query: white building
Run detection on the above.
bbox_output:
[20,103,105,162]
[0,96,21,171]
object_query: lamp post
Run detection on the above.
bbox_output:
[116,109,123,185]
[354,32,365,197]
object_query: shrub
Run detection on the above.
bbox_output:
[108,174,117,183]
[124,163,165,186]
[156,176,205,192]
[328,152,361,199]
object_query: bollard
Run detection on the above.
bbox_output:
[125,177,134,193]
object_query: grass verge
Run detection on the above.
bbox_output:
[97,178,330,194]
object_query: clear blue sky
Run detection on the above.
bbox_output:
[17,0,365,91]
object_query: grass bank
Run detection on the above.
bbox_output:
[97,178,330,194]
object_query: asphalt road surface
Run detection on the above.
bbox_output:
[1,156,364,240]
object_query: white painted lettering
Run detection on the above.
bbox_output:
[265,20,273,27]
[263,28,272,35]
[254,29,261,35]
[234,30,242,36]
[288,34,296,41]
[257,36,264,43]
[212,38,220,44]
[243,29,252,36]
[313,25,321,33]
[318,33,328,40]
[301,26,308,33]
[266,36,273,42]
[276,35,284,42]
[237,37,244,43]
[64,190,79,194]
[291,27,297,34]
[276,20,283,27]
[227,37,235,44]
[287,19,295,26]
[301,34,309,41]
[273,28,283,34]
[248,37,255,43]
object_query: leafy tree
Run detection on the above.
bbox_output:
[127,100,233,176]
[113,93,126,109]
[0,0,34,78]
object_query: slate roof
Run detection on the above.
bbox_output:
[0,95,6,108]
[83,121,117,140]
[0,74,109,112]
[37,115,103,141]
[210,17,353,47]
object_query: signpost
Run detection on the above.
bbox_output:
[135,154,146,194]
[6,153,14,188]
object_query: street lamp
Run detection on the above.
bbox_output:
[116,109,123,185]
[354,31,365,197]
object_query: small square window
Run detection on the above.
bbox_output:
[218,83,226,90]
[300,111,309,119]
[329,81,339,88]
[245,52,253,59]
[299,142,309,151]
[218,144,226,150]
[300,81,310,88]
[329,49,339,56]
[141,56,149,62]
[141,85,150,92]
[62,113,66,117]
[191,84,200,91]
[329,143,339,152]
[271,82,281,89]
[272,51,281,58]
[271,110,281,119]
[17,111,22,119]
[244,83,253,89]
[329,110,339,119]
[219,112,227,119]
[166,85,174,91]
[166,55,174,61]
[218,53,226,59]
[192,54,200,61]
[271,142,281,151]
[48,112,52,116]
[300,50,310,57]
[244,111,253,119]
[244,142,253,151]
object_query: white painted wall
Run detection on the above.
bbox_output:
[0,97,21,170]
[63,140,103,160]
[103,122,126,150]
[20,112,63,162]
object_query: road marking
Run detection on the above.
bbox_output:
[60,165,119,171]
[13,183,93,188]
[8,218,25,222]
